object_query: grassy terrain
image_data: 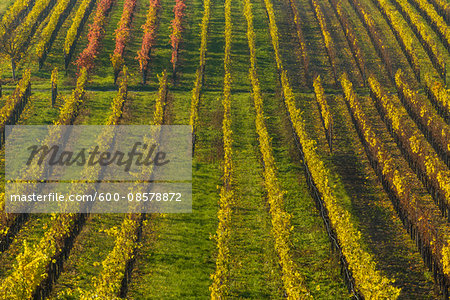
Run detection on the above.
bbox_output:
[48,214,125,298]
[271,0,444,297]
[326,93,436,298]
[0,0,14,16]
[127,91,221,298]
[227,91,283,298]
[0,0,449,297]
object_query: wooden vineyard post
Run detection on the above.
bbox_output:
[363,63,366,87]
[64,52,70,71]
[313,75,333,153]
[328,121,333,153]
[444,62,447,86]
[51,68,58,106]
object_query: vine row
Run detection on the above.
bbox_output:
[0,67,131,300]
[328,0,366,83]
[210,0,233,296]
[428,0,449,24]
[310,0,338,84]
[368,75,450,220]
[347,0,394,80]
[189,0,211,152]
[263,0,400,296]
[0,69,31,148]
[370,0,422,81]
[80,71,169,300]
[1,0,57,78]
[36,0,77,68]
[342,73,450,297]
[75,0,115,72]
[244,0,311,296]
[313,75,333,152]
[0,0,36,40]
[389,0,447,82]
[408,0,450,51]
[170,0,186,74]
[64,0,97,69]
[111,0,137,83]
[137,0,160,84]
[0,68,87,256]
[394,70,449,167]
[286,0,309,84]
[424,73,449,123]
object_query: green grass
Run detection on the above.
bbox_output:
[0,214,53,277]
[251,0,351,295]
[0,0,446,297]
[228,93,283,298]
[0,0,14,16]
[48,214,126,299]
[127,91,221,299]
[75,90,118,125]
[227,0,282,297]
[0,86,116,289]
[263,91,351,298]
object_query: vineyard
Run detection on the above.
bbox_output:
[0,0,449,298]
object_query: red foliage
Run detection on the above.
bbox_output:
[114,0,137,57]
[75,0,115,71]
[137,0,160,73]
[170,0,186,71]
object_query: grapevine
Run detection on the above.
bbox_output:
[210,0,233,296]
[408,0,450,51]
[388,0,447,82]
[189,0,211,151]
[286,0,309,83]
[0,0,56,79]
[170,0,186,73]
[428,0,449,24]
[111,0,137,83]
[0,67,132,300]
[35,0,76,68]
[0,68,87,253]
[342,73,450,296]
[395,70,449,167]
[79,71,166,299]
[263,0,400,296]
[347,0,394,80]
[313,75,333,151]
[0,69,31,147]
[310,0,338,84]
[0,0,35,40]
[370,0,422,81]
[424,73,449,122]
[75,0,115,72]
[328,0,366,82]
[64,0,96,69]
[368,75,450,220]
[137,0,160,84]
[245,0,311,296]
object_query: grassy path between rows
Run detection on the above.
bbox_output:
[328,93,436,298]
[0,0,14,16]
[125,0,222,295]
[227,91,282,298]
[272,0,439,296]
[126,89,220,298]
[0,87,118,284]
